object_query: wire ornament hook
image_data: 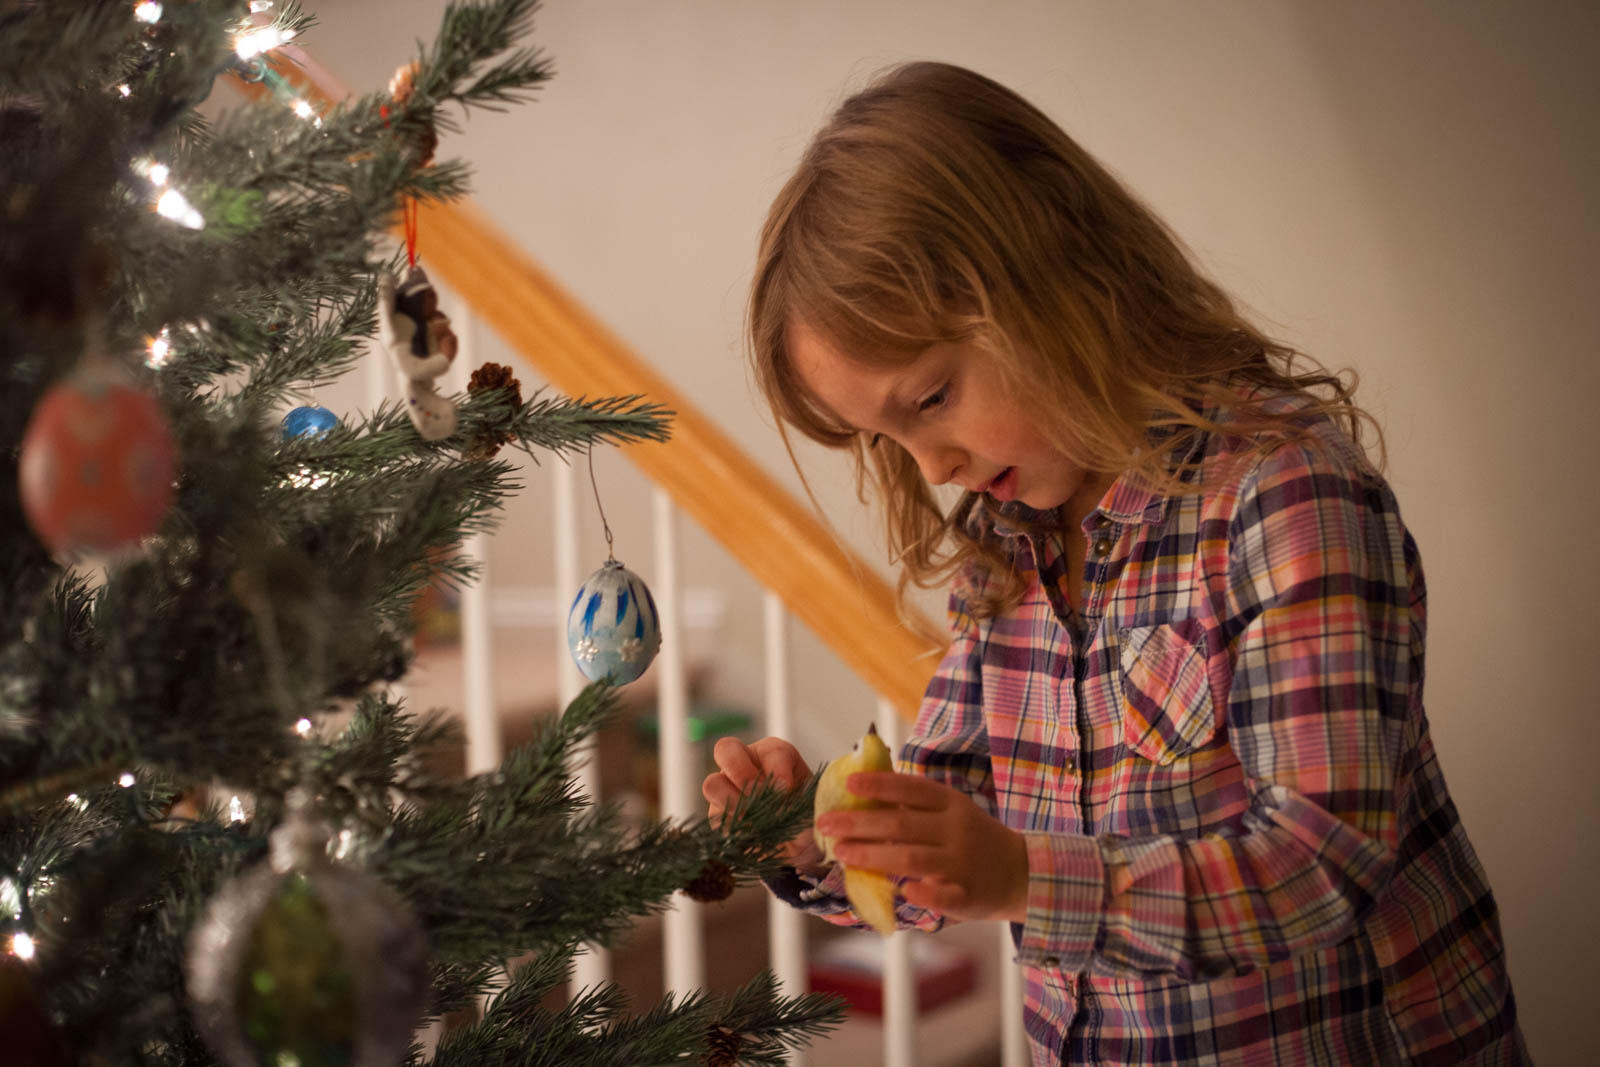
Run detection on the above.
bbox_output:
[586,448,614,561]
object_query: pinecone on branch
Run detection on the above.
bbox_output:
[465,361,523,459]
[701,1023,742,1067]
[682,858,735,903]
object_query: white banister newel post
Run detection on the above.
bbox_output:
[764,594,808,1066]
[878,698,916,1067]
[655,489,704,993]
[558,452,612,992]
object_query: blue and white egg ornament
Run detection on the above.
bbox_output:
[281,404,341,439]
[566,559,662,684]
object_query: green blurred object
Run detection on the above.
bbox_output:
[635,705,754,744]
[187,795,428,1067]
[236,874,356,1067]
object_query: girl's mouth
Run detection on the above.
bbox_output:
[986,467,1017,501]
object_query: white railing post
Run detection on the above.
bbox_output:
[557,453,612,992]
[877,698,916,1067]
[1002,923,1028,1067]
[450,303,500,777]
[655,489,703,994]
[764,594,807,1065]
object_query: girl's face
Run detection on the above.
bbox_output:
[789,320,1107,514]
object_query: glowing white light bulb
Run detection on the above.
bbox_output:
[147,162,169,186]
[118,83,132,97]
[228,795,246,823]
[133,2,162,23]
[155,187,205,230]
[287,465,331,490]
[118,773,136,788]
[146,326,171,368]
[249,0,274,10]
[234,26,285,59]
[11,932,35,960]
[295,717,313,736]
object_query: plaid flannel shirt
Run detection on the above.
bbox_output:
[770,389,1526,1065]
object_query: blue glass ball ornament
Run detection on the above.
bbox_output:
[281,405,341,440]
[566,559,662,685]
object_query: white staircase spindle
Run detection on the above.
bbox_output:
[655,489,704,994]
[557,453,612,991]
[449,303,500,777]
[1002,923,1028,1067]
[877,698,917,1067]
[764,593,807,1067]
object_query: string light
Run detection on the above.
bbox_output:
[155,186,205,230]
[286,465,331,490]
[291,98,323,128]
[228,795,247,823]
[295,717,313,736]
[249,0,274,10]
[147,161,170,186]
[118,83,132,97]
[10,932,34,960]
[133,1,162,23]
[234,24,293,59]
[146,326,172,368]
[118,772,136,788]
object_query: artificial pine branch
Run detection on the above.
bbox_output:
[0,0,845,1061]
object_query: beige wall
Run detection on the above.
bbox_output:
[309,1,1597,1059]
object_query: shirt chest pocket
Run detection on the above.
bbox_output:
[1114,622,1217,765]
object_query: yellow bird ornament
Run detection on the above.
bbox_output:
[813,723,898,935]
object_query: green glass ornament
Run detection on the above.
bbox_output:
[187,790,428,1067]
[236,873,357,1067]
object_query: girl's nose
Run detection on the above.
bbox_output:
[910,442,961,487]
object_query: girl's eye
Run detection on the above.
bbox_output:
[863,383,947,450]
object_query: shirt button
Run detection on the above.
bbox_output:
[1093,538,1112,557]
[1062,755,1077,774]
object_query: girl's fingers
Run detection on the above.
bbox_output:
[748,737,809,789]
[902,877,967,914]
[712,737,762,788]
[834,841,943,878]
[816,808,942,844]
[844,771,950,809]
[701,773,742,816]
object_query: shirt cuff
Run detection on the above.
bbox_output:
[763,862,850,914]
[1015,831,1106,971]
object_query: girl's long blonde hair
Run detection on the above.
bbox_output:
[748,61,1385,622]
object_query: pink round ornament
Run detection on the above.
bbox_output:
[18,361,177,555]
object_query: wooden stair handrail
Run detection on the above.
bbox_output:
[227,52,945,717]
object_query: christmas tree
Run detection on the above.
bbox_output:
[0,1,842,1063]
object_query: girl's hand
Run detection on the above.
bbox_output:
[702,736,825,872]
[815,772,1029,923]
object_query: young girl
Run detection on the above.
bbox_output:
[701,62,1527,1065]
